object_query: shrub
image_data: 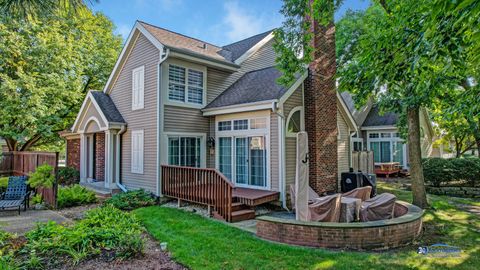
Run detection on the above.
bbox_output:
[28,164,55,189]
[105,189,157,210]
[21,206,144,267]
[57,184,97,208]
[31,194,43,205]
[57,167,80,186]
[423,157,480,187]
[0,177,8,193]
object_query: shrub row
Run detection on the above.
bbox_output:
[57,184,97,208]
[105,189,157,211]
[422,157,480,187]
[2,206,144,269]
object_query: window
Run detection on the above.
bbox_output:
[370,141,391,163]
[219,137,232,179]
[168,64,204,105]
[234,119,248,130]
[218,121,231,131]
[286,107,303,137]
[250,118,267,130]
[168,136,201,167]
[131,130,144,174]
[132,66,144,110]
[393,141,404,164]
[381,133,391,138]
[369,133,379,138]
[353,141,363,151]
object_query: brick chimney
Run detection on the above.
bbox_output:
[304,17,338,194]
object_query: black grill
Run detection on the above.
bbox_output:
[341,171,377,197]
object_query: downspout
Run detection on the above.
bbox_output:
[156,47,170,196]
[273,101,288,210]
[116,125,128,192]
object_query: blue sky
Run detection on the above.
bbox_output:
[92,0,370,46]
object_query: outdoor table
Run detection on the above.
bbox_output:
[340,197,361,223]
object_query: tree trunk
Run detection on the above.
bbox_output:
[407,106,429,208]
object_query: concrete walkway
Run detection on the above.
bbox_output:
[0,210,72,235]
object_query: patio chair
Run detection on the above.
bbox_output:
[0,176,30,215]
[342,186,372,202]
[289,184,321,210]
[308,194,342,222]
[359,193,396,222]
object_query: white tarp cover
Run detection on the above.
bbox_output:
[295,131,309,221]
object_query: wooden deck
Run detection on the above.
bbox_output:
[233,188,279,206]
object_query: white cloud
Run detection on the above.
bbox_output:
[215,1,282,44]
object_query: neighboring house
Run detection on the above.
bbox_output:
[62,20,355,210]
[340,92,436,169]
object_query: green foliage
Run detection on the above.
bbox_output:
[0,177,8,192]
[57,184,97,208]
[0,0,95,20]
[105,190,157,211]
[31,194,43,205]
[422,157,480,187]
[19,206,144,267]
[0,8,122,151]
[28,164,55,189]
[57,166,80,186]
[0,230,17,270]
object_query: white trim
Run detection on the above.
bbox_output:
[361,125,397,131]
[235,32,274,64]
[215,112,271,190]
[337,92,358,132]
[162,132,207,168]
[131,130,144,174]
[285,106,304,138]
[168,51,239,72]
[203,100,276,116]
[279,72,308,104]
[132,65,145,111]
[163,60,207,109]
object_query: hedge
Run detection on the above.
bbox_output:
[422,157,480,187]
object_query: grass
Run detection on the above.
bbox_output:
[135,182,480,270]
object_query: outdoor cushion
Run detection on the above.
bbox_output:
[342,186,372,202]
[359,193,396,222]
[308,194,341,222]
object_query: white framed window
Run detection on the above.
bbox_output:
[132,66,144,110]
[168,136,201,167]
[250,118,267,130]
[367,131,407,167]
[233,119,248,130]
[218,121,232,131]
[131,130,144,174]
[286,106,304,137]
[168,64,205,105]
[369,133,379,138]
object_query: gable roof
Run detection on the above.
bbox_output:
[221,30,274,62]
[205,66,297,109]
[90,91,125,123]
[362,105,398,127]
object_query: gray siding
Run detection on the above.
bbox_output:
[109,33,159,192]
[163,105,209,133]
[337,109,350,182]
[270,112,279,191]
[283,85,303,190]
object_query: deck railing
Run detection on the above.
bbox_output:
[161,165,234,222]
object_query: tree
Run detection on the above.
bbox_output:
[0,9,122,151]
[336,0,479,208]
[0,0,96,19]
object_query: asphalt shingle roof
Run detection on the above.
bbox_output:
[139,21,273,64]
[90,91,125,123]
[205,66,296,109]
[362,105,398,126]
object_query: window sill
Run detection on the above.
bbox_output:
[164,100,204,109]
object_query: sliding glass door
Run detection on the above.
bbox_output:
[219,136,267,188]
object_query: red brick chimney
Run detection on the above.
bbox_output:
[304,17,338,194]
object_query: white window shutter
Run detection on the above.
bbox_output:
[132,66,144,110]
[131,130,144,174]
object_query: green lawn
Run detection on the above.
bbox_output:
[134,183,480,270]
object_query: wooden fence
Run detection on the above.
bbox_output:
[161,165,234,222]
[352,151,374,174]
[0,151,59,208]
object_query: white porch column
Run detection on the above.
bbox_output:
[115,132,121,185]
[79,133,87,183]
[104,130,116,189]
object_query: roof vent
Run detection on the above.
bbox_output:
[202,43,208,50]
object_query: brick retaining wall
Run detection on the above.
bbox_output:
[256,201,423,250]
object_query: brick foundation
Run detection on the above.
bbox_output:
[66,138,80,171]
[95,132,105,181]
[256,202,423,250]
[304,19,338,194]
